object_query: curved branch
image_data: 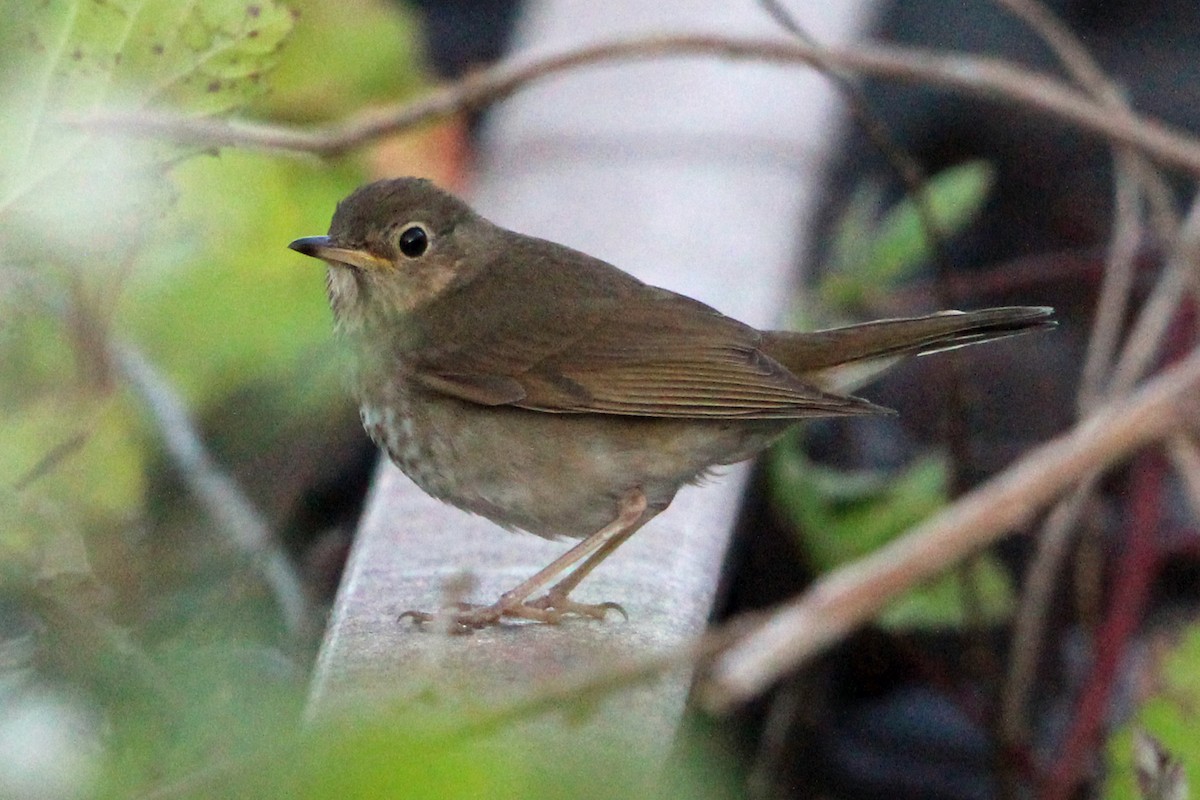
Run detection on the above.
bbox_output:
[78,34,1200,175]
[703,345,1200,711]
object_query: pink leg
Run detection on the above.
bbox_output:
[399,489,649,631]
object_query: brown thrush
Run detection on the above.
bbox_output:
[289,177,1053,630]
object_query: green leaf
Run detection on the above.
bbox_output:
[1106,626,1200,799]
[878,556,1013,629]
[766,437,1014,630]
[818,161,995,313]
[1,395,145,519]
[100,703,739,800]
[0,0,299,528]
[867,160,994,283]
[250,0,424,122]
[767,439,949,567]
[1,0,296,262]
[119,149,359,409]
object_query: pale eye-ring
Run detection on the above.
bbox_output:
[397,224,429,258]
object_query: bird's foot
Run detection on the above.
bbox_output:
[527,591,627,622]
[399,592,626,633]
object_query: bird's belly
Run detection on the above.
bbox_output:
[359,390,784,539]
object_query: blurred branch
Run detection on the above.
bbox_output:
[759,2,979,504]
[999,477,1095,750]
[991,0,1179,240]
[13,432,90,492]
[987,0,1192,764]
[1042,453,1164,800]
[759,0,950,268]
[999,192,1200,754]
[76,34,1200,176]
[112,342,315,645]
[998,161,1144,757]
[1110,198,1200,394]
[1167,433,1200,519]
[701,344,1200,711]
[1079,161,1146,410]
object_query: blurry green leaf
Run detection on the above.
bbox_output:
[0,490,73,585]
[1106,626,1200,799]
[820,181,886,311]
[0,0,307,550]
[1,0,295,260]
[767,439,948,566]
[1,395,143,518]
[120,150,359,409]
[0,395,140,641]
[766,436,1013,629]
[819,161,995,312]
[251,0,425,122]
[100,702,738,800]
[0,283,76,407]
[868,161,994,283]
[878,556,1012,629]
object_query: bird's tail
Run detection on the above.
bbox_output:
[763,306,1055,393]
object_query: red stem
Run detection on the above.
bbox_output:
[1039,450,1164,800]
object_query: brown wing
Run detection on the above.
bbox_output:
[409,241,886,420]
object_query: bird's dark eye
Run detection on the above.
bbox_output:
[397,225,429,258]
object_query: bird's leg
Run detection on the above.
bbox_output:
[399,490,648,630]
[525,510,650,616]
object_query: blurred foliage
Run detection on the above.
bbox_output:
[816,160,994,315]
[90,701,741,800]
[0,0,570,798]
[0,2,742,798]
[766,437,1013,629]
[770,161,1014,630]
[1,0,302,572]
[251,0,426,121]
[1105,627,1200,800]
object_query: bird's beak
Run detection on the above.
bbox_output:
[288,236,391,270]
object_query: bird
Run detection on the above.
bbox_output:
[289,177,1053,630]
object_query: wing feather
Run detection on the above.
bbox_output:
[407,234,886,419]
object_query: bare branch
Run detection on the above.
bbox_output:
[998,479,1095,746]
[1079,160,1145,410]
[1111,197,1200,394]
[76,35,1200,176]
[760,0,950,272]
[1000,171,1148,746]
[113,342,315,644]
[987,0,1190,758]
[991,0,1179,239]
[702,345,1200,710]
[1167,433,1200,521]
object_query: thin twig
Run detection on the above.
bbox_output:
[75,35,1200,176]
[991,0,1198,399]
[113,342,314,644]
[1078,159,1145,410]
[759,0,980,507]
[991,0,1180,240]
[987,0,1180,763]
[12,432,90,491]
[998,480,1094,748]
[997,163,1145,750]
[702,345,1200,711]
[759,0,949,270]
[1041,453,1164,800]
[1167,433,1200,520]
[1110,196,1200,394]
